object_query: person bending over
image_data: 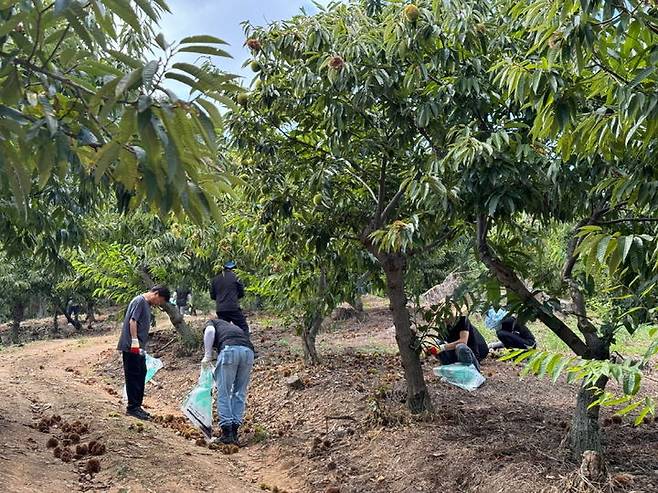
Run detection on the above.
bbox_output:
[201,318,255,445]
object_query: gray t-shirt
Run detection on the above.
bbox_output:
[117,295,151,352]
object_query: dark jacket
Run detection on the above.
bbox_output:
[210,269,245,312]
[499,317,536,345]
[446,316,489,362]
[209,319,254,353]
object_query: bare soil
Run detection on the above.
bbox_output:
[1,300,657,493]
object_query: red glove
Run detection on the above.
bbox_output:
[130,338,140,354]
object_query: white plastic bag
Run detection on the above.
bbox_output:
[122,353,164,402]
[433,363,486,391]
[181,367,214,439]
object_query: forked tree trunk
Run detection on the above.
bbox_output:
[11,302,24,345]
[302,312,322,366]
[381,254,433,414]
[568,376,608,461]
[301,269,328,366]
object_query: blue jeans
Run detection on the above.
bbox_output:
[214,345,254,427]
[438,343,481,371]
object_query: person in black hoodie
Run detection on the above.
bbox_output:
[490,316,536,350]
[201,318,254,445]
[209,261,249,334]
[425,313,489,372]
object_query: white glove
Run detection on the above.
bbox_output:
[201,355,213,369]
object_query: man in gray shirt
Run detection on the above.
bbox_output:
[117,285,170,420]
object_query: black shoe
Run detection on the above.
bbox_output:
[126,408,151,420]
[219,425,234,444]
[231,422,240,446]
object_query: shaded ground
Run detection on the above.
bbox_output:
[1,299,658,492]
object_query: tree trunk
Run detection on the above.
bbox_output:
[381,253,433,414]
[568,376,608,461]
[301,268,328,366]
[60,303,82,331]
[160,302,197,348]
[349,295,366,321]
[85,300,96,329]
[52,308,59,334]
[302,312,322,366]
[11,302,24,345]
[138,266,196,348]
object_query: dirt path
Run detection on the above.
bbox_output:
[0,334,261,493]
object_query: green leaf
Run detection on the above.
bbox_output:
[629,65,657,89]
[107,49,143,69]
[115,66,144,97]
[164,72,203,93]
[142,60,159,88]
[134,0,160,22]
[634,406,652,426]
[152,0,171,13]
[155,33,168,51]
[619,236,633,263]
[38,96,58,137]
[102,0,141,31]
[114,147,140,189]
[623,371,641,396]
[0,68,22,105]
[178,45,232,58]
[64,10,95,50]
[616,400,642,416]
[94,141,121,182]
[196,98,224,128]
[179,35,229,45]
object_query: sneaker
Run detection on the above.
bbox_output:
[219,424,235,444]
[126,408,151,420]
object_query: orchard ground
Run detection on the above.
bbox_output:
[1,297,657,493]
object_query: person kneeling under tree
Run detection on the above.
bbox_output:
[425,314,489,372]
[489,316,536,350]
[201,318,255,445]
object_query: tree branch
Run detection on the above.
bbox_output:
[475,214,589,357]
[2,55,96,96]
[598,217,658,225]
[376,153,388,222]
[380,186,405,223]
[27,0,42,65]
[44,23,71,66]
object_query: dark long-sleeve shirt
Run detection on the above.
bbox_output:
[209,269,244,312]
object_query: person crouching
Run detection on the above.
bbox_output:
[425,313,489,372]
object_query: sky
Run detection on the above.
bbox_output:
[159,0,328,87]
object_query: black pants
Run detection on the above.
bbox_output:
[216,309,250,334]
[497,330,535,349]
[122,351,146,411]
